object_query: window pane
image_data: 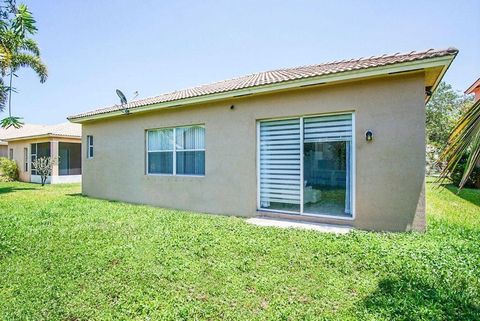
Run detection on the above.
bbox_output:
[59,143,82,175]
[89,146,94,158]
[303,141,351,217]
[31,153,36,175]
[24,148,28,172]
[176,126,205,150]
[176,151,205,175]
[148,129,174,151]
[148,152,173,174]
[37,143,51,158]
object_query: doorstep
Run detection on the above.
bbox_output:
[246,216,352,234]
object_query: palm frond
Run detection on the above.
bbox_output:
[12,52,47,82]
[438,99,480,188]
[0,43,12,74]
[0,115,24,128]
[20,37,40,56]
[12,4,37,36]
[0,77,6,112]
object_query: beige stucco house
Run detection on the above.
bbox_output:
[68,48,457,232]
[1,123,82,184]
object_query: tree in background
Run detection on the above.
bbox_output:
[31,156,57,186]
[0,0,15,110]
[425,82,473,174]
[0,0,47,128]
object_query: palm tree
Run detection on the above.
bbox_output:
[438,99,480,188]
[0,0,15,111]
[0,3,47,128]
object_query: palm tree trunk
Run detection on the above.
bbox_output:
[8,69,13,118]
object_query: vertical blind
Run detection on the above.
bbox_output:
[148,128,174,151]
[176,126,205,175]
[259,119,301,208]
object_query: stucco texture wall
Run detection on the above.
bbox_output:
[81,73,426,232]
[8,139,35,182]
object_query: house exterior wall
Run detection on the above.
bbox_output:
[0,145,7,158]
[81,73,426,232]
[7,137,81,183]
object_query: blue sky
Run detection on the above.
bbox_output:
[7,0,480,124]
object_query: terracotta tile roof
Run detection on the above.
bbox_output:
[0,122,81,141]
[69,47,458,120]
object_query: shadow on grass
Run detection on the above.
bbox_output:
[66,193,85,197]
[359,275,480,320]
[0,187,37,195]
[442,184,480,207]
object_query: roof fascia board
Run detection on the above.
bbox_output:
[70,55,454,123]
[425,53,456,104]
[465,78,480,94]
[2,134,81,142]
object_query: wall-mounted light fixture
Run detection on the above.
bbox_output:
[365,130,373,142]
[425,86,433,97]
[230,105,235,110]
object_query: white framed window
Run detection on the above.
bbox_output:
[258,112,355,219]
[147,125,205,176]
[87,135,93,159]
[9,148,13,160]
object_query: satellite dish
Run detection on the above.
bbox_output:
[116,89,127,105]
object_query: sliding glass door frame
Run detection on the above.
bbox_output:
[257,112,356,220]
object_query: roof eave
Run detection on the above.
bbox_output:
[69,54,456,124]
[424,51,457,105]
[2,133,82,142]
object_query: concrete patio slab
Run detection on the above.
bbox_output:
[246,217,352,234]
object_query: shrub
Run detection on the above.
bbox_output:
[450,155,480,188]
[0,157,18,181]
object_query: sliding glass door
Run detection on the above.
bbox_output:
[258,113,354,218]
[31,142,51,175]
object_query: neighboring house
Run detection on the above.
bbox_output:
[0,123,82,184]
[68,48,457,232]
[0,140,7,158]
[465,77,480,102]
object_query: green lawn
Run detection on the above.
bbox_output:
[0,182,479,320]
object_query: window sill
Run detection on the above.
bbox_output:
[146,174,205,178]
